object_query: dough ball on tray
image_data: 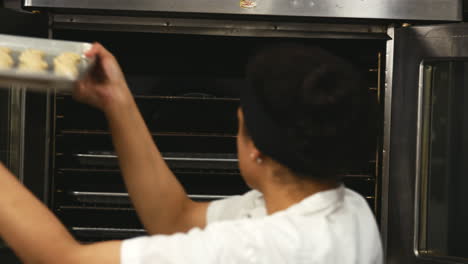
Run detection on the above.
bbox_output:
[0,47,12,54]
[54,52,81,78]
[18,49,48,72]
[0,48,13,70]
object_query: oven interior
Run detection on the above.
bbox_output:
[50,30,385,242]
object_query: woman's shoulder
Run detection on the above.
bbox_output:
[206,189,266,224]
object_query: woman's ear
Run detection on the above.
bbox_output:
[238,107,264,164]
[249,149,264,164]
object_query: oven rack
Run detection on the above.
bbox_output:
[48,32,384,243]
[62,191,375,210]
[72,152,239,170]
[133,95,240,101]
[58,129,237,138]
[55,165,376,178]
[69,191,231,206]
[55,133,237,156]
[71,227,146,241]
[61,189,375,210]
[56,167,241,175]
[55,94,240,134]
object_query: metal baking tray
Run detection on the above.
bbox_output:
[0,34,94,93]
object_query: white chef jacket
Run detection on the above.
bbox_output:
[121,185,383,264]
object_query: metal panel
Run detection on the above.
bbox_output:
[25,0,462,22]
[7,87,26,181]
[387,23,468,264]
[381,25,394,261]
[3,0,22,11]
[51,15,388,39]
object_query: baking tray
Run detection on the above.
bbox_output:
[0,34,95,93]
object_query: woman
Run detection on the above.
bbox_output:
[0,43,382,263]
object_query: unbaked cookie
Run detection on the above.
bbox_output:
[54,52,81,78]
[0,47,13,70]
[18,49,48,72]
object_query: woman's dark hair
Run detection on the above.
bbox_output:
[245,43,375,180]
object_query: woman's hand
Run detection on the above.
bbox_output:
[73,43,133,113]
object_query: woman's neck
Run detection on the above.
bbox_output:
[260,175,339,215]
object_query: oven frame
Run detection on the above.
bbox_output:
[45,11,389,247]
[4,8,448,263]
[23,0,463,22]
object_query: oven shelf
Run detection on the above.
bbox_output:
[59,129,237,138]
[55,133,237,155]
[339,174,375,179]
[71,152,239,170]
[133,95,240,101]
[71,227,146,241]
[55,95,240,134]
[68,191,230,207]
[49,33,384,239]
[57,167,241,175]
[59,205,136,211]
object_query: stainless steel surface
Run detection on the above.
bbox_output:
[52,15,388,40]
[413,62,426,258]
[74,153,239,163]
[373,52,382,218]
[381,25,394,260]
[412,60,468,262]
[70,191,230,206]
[4,0,23,12]
[72,227,146,233]
[43,90,51,203]
[71,227,147,239]
[7,87,26,181]
[0,87,24,253]
[189,194,230,200]
[0,34,94,92]
[72,192,129,198]
[387,23,468,264]
[71,191,230,200]
[26,0,462,21]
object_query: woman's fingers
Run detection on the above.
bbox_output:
[74,42,129,111]
[85,43,122,83]
[86,43,114,61]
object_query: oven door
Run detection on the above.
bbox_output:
[387,23,468,264]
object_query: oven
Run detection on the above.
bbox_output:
[0,87,23,262]
[386,24,468,264]
[0,87,24,177]
[48,28,385,242]
[1,0,467,263]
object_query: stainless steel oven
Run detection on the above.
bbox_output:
[1,0,468,263]
[386,23,468,264]
[0,87,25,179]
[0,86,26,262]
[47,28,385,242]
[22,0,461,21]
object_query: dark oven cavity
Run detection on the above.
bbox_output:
[50,30,385,242]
